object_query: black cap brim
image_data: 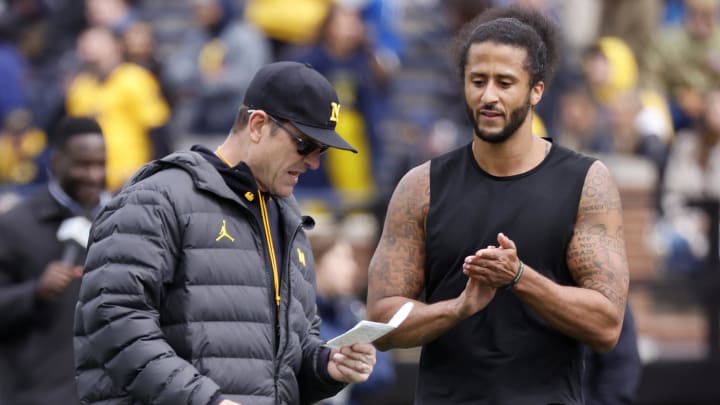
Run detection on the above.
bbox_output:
[293,121,358,153]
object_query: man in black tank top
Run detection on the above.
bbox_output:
[366,6,630,405]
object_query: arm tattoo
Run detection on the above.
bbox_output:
[567,161,629,313]
[368,163,430,303]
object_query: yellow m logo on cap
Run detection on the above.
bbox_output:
[329,102,341,122]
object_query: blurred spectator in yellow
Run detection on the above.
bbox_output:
[163,0,270,136]
[120,19,174,157]
[0,116,107,405]
[288,4,389,209]
[0,109,50,198]
[66,26,170,191]
[581,37,673,175]
[0,16,33,205]
[0,17,29,124]
[642,0,720,130]
[245,0,332,57]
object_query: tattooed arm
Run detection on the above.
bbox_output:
[366,163,495,351]
[464,161,627,351]
[486,161,628,352]
[561,161,629,350]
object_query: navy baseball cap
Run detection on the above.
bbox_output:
[243,61,358,153]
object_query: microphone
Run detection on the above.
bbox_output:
[56,216,92,266]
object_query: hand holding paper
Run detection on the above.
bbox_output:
[326,302,414,348]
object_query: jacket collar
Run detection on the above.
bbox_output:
[33,185,74,222]
[47,180,111,219]
[128,149,303,226]
[191,145,263,202]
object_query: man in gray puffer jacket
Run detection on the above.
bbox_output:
[74,62,377,405]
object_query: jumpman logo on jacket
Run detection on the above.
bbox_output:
[215,219,235,242]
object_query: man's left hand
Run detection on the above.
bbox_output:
[327,343,376,383]
[463,232,520,288]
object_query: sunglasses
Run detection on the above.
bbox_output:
[267,115,330,156]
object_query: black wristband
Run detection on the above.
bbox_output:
[502,261,524,290]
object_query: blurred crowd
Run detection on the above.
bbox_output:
[1,0,720,400]
[0,0,717,240]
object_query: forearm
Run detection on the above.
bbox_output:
[368,296,463,351]
[513,264,624,352]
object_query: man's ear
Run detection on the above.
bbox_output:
[247,111,269,143]
[531,81,545,107]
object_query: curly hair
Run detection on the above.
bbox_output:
[455,5,561,87]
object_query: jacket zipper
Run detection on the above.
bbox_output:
[274,218,306,404]
[233,196,281,403]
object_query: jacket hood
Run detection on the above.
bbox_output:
[128,151,304,221]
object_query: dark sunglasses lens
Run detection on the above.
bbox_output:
[297,141,317,156]
[298,140,329,156]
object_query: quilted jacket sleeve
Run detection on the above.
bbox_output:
[76,184,220,404]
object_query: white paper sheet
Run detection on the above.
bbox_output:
[326,302,414,348]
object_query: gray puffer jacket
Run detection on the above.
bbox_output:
[74,151,344,404]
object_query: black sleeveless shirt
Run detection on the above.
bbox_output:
[419,141,595,405]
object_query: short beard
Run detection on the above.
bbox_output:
[466,94,532,144]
